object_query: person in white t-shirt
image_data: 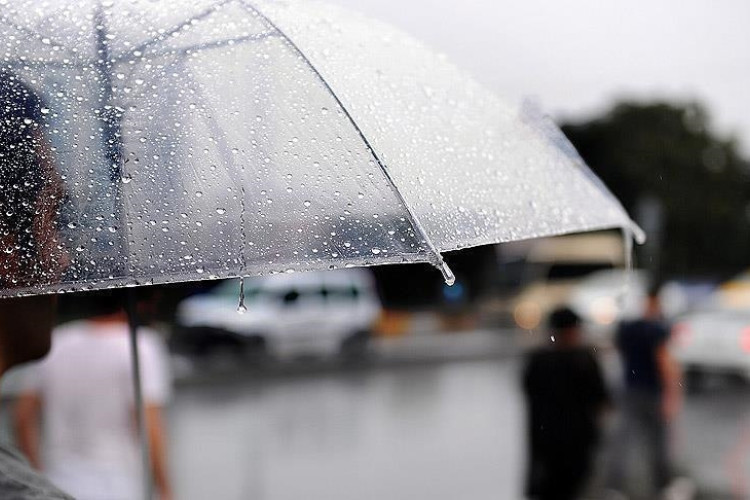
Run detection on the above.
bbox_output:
[14,293,173,500]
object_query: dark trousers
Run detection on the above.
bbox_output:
[609,390,671,493]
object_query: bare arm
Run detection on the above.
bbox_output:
[656,344,682,421]
[146,404,172,500]
[14,393,42,469]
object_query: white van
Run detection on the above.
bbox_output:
[175,269,381,360]
[506,232,626,331]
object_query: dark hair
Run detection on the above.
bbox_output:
[548,307,581,331]
[0,73,48,267]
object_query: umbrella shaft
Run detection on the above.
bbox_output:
[126,290,154,500]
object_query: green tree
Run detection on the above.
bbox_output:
[561,102,750,278]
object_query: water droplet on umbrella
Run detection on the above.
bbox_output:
[303,200,311,208]
[216,208,226,215]
[371,248,381,255]
[121,174,132,184]
[40,107,50,115]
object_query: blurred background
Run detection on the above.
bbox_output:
[3,1,750,499]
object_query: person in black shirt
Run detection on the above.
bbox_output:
[523,307,610,500]
[608,289,681,497]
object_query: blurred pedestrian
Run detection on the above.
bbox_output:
[0,72,73,498]
[14,291,173,500]
[523,307,611,500]
[608,287,682,498]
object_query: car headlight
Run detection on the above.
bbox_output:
[589,296,618,325]
[514,301,541,330]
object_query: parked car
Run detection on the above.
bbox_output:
[671,309,750,388]
[174,269,381,360]
[671,271,750,388]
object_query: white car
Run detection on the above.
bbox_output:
[175,269,381,360]
[671,309,750,384]
[669,272,750,386]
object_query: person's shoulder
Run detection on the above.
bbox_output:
[618,319,640,331]
[0,443,74,499]
[136,327,167,349]
[526,345,553,359]
[524,346,550,370]
[53,319,91,338]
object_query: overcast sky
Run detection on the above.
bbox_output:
[332,0,750,154]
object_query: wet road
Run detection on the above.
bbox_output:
[167,356,750,500]
[168,359,526,500]
[675,377,750,499]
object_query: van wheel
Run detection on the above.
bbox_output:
[340,331,370,360]
[243,335,267,361]
[685,368,704,393]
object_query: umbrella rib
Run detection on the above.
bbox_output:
[111,0,236,65]
[119,31,276,62]
[239,0,455,284]
[0,13,75,60]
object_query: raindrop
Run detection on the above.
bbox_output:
[357,192,365,199]
[303,200,311,208]
[195,191,203,198]
[321,107,329,115]
[371,248,381,255]
[67,222,78,229]
[40,107,50,115]
[216,208,227,215]
[121,174,133,184]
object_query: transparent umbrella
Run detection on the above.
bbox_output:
[0,0,642,497]
[0,0,642,300]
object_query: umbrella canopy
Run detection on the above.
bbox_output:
[0,0,642,298]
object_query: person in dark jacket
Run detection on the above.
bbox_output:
[523,307,610,500]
